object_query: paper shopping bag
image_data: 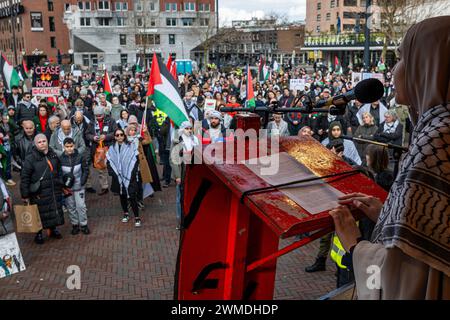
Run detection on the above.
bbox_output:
[14,204,43,233]
[0,233,26,278]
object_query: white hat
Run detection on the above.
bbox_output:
[208,110,223,121]
[179,121,193,129]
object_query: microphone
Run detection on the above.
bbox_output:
[316,78,384,109]
[341,135,409,152]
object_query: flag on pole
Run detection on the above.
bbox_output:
[258,56,270,83]
[136,56,143,73]
[166,54,173,71]
[146,53,189,127]
[246,65,255,108]
[0,53,20,92]
[140,102,147,138]
[273,60,280,72]
[103,69,112,98]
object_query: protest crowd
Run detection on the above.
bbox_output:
[0,56,411,289]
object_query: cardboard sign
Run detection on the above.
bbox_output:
[0,233,26,278]
[204,99,216,111]
[32,87,60,97]
[32,65,61,88]
[352,72,362,85]
[289,79,306,92]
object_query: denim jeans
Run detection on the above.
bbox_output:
[161,150,172,184]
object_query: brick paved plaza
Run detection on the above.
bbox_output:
[0,172,336,300]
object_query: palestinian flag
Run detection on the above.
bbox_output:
[258,56,270,83]
[0,53,20,92]
[146,53,189,127]
[246,65,255,108]
[273,60,280,72]
[103,69,112,99]
[136,56,143,73]
[16,60,30,81]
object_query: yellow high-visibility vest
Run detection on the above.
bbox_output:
[330,234,348,269]
[153,109,167,126]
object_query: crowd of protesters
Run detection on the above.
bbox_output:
[0,60,410,247]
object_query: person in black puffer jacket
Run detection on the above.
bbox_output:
[20,134,64,244]
[16,92,37,124]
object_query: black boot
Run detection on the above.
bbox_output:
[305,257,326,273]
[34,230,44,244]
[71,225,80,235]
[81,225,90,235]
[49,228,63,239]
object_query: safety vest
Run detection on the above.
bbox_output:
[153,109,167,126]
[331,221,359,269]
[330,234,348,269]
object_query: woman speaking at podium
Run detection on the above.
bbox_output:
[329,16,449,299]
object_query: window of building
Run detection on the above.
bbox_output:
[98,1,110,10]
[49,16,55,31]
[91,54,98,68]
[316,14,321,22]
[149,2,156,11]
[184,2,195,11]
[317,2,321,10]
[47,0,54,11]
[165,3,177,12]
[199,3,210,11]
[316,25,320,33]
[330,0,335,8]
[121,54,128,65]
[166,18,176,26]
[30,12,43,31]
[136,17,144,27]
[65,3,71,12]
[85,1,91,10]
[117,17,126,26]
[78,1,83,10]
[330,24,335,31]
[149,18,157,26]
[343,24,355,31]
[115,1,127,11]
[120,34,126,45]
[80,17,91,26]
[82,54,89,66]
[50,36,56,48]
[182,18,194,26]
[326,13,330,21]
[199,18,209,26]
[169,34,175,45]
[344,0,357,6]
[134,0,142,11]
[98,18,110,26]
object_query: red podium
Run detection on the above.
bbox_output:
[175,115,387,300]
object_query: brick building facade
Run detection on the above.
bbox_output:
[0,0,71,66]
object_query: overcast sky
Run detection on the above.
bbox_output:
[218,0,307,26]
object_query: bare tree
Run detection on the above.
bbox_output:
[376,0,441,60]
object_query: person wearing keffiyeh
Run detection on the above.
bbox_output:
[330,16,450,299]
[106,128,142,227]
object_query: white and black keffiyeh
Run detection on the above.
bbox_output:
[372,104,450,276]
[106,142,139,195]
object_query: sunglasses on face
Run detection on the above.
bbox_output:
[115,133,124,137]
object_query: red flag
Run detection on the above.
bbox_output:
[146,53,162,97]
[334,56,339,67]
[166,54,173,71]
[170,61,177,80]
[22,59,29,73]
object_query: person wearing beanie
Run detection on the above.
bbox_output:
[85,103,117,195]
